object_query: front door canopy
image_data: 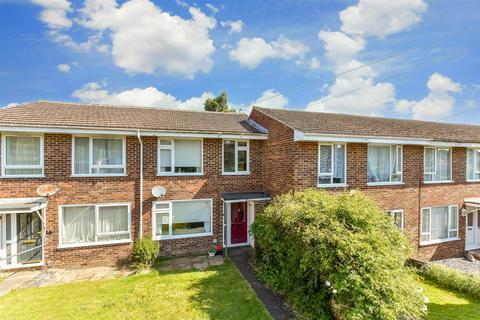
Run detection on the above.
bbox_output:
[0,197,48,214]
[465,198,480,208]
[221,192,271,204]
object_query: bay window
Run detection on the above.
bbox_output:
[318,143,346,186]
[1,135,44,177]
[424,147,452,182]
[223,140,249,174]
[467,148,480,181]
[72,136,126,176]
[368,145,403,184]
[152,199,212,239]
[420,205,458,244]
[60,203,131,247]
[158,138,202,175]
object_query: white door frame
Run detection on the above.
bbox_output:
[225,201,255,248]
[466,207,480,251]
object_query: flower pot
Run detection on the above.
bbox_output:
[207,250,216,257]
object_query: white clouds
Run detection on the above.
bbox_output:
[72,82,213,111]
[318,31,365,65]
[229,35,310,69]
[205,3,219,14]
[339,0,427,38]
[254,89,288,109]
[220,20,244,34]
[306,57,320,70]
[77,1,216,77]
[57,63,71,73]
[31,0,72,29]
[395,73,461,120]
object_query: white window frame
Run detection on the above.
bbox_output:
[157,138,204,176]
[1,134,44,178]
[388,209,404,230]
[222,140,250,175]
[467,148,480,182]
[420,205,459,245]
[71,136,126,177]
[367,144,403,186]
[423,147,453,184]
[317,143,347,187]
[58,202,132,248]
[151,198,213,240]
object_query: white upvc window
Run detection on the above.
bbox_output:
[424,147,452,183]
[72,136,126,176]
[368,145,403,185]
[157,138,203,175]
[1,134,44,177]
[467,148,480,181]
[420,205,458,245]
[318,143,346,187]
[152,199,213,240]
[388,209,404,230]
[222,140,250,175]
[59,203,131,248]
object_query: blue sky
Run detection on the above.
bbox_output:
[0,0,479,124]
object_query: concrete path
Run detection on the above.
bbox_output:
[228,246,297,320]
[157,255,224,272]
[435,257,480,275]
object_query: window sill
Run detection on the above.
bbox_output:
[156,173,204,177]
[466,179,480,183]
[317,184,348,189]
[57,239,132,249]
[153,232,213,241]
[420,237,460,246]
[71,174,127,178]
[423,180,454,185]
[367,182,405,187]
[0,175,45,179]
[222,172,251,176]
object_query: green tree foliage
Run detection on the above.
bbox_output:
[204,91,232,112]
[251,189,426,320]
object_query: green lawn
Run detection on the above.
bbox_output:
[418,278,480,320]
[0,261,271,320]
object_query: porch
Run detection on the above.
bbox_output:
[465,197,480,251]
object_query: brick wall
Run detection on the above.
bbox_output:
[0,133,266,267]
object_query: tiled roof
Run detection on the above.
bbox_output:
[0,101,264,135]
[254,106,480,143]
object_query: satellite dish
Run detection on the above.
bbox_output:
[37,184,59,197]
[152,186,167,198]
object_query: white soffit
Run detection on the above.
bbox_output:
[0,197,48,213]
[465,198,480,207]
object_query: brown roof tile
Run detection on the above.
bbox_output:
[0,101,264,135]
[254,106,480,143]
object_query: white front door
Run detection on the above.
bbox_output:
[466,210,480,250]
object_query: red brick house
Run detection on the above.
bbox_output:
[0,101,479,269]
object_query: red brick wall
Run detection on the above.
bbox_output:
[0,133,266,267]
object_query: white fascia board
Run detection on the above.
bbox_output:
[0,126,267,140]
[294,130,480,147]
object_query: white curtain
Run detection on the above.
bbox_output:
[74,137,89,174]
[62,206,95,244]
[467,149,480,180]
[92,139,123,166]
[159,148,172,172]
[5,136,42,175]
[172,200,211,234]
[368,146,390,182]
[333,144,345,183]
[424,148,436,173]
[431,207,448,240]
[319,145,332,174]
[174,139,201,172]
[435,149,451,181]
[98,206,129,234]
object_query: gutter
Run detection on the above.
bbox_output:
[137,131,144,239]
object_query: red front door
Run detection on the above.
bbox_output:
[230,202,248,244]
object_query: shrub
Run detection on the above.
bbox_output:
[251,189,425,320]
[132,237,160,269]
[418,263,480,299]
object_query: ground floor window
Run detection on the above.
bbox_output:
[388,209,404,230]
[420,205,458,244]
[60,203,131,247]
[152,199,212,239]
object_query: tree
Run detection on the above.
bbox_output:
[204,91,232,112]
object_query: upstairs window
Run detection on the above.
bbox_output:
[158,138,202,175]
[467,148,480,181]
[424,147,452,182]
[1,135,44,177]
[73,137,126,176]
[420,205,458,244]
[318,143,346,186]
[223,140,250,174]
[368,145,403,184]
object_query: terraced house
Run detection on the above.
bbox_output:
[0,101,479,270]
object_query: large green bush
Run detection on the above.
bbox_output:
[251,189,425,320]
[132,237,160,269]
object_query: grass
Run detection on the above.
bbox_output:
[0,261,271,320]
[417,278,480,320]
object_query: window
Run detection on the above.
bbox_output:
[318,143,346,186]
[420,205,458,244]
[424,147,452,182]
[388,210,404,230]
[1,135,44,177]
[223,140,249,174]
[368,145,402,184]
[72,137,126,176]
[158,139,202,175]
[152,199,212,239]
[60,203,131,247]
[467,148,480,181]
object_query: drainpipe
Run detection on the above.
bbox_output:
[137,131,144,239]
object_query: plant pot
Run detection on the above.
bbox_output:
[207,250,216,257]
